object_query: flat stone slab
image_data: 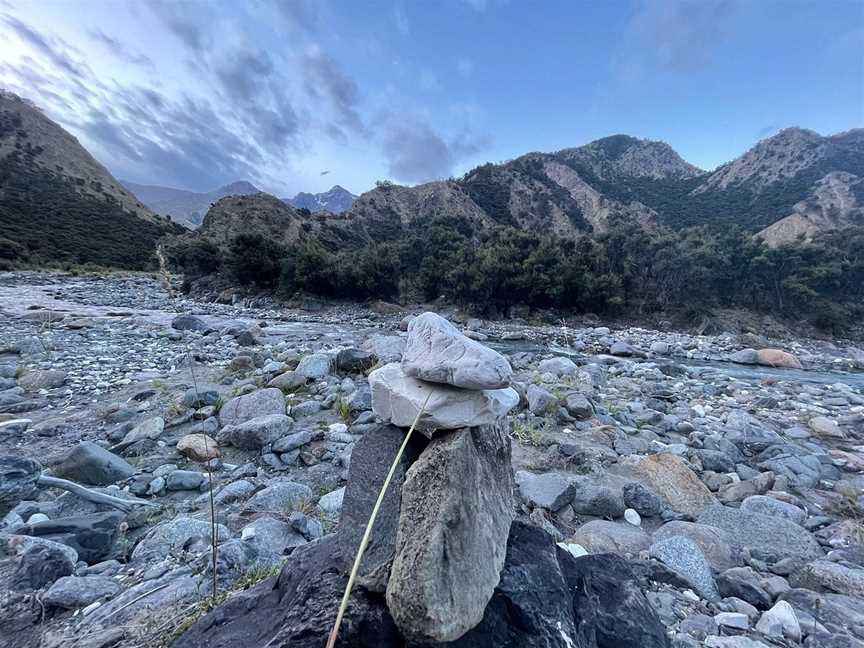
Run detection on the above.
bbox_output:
[370,363,518,434]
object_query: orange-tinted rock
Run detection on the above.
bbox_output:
[756,349,803,369]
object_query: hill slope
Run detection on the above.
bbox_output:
[0,91,181,269]
[123,180,261,228]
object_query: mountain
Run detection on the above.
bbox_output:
[0,90,181,269]
[334,129,863,246]
[123,180,261,228]
[286,185,356,213]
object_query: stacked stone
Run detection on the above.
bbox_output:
[354,312,519,642]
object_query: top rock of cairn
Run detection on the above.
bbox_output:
[401,312,512,390]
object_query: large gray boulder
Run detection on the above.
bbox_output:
[386,422,515,642]
[653,521,742,571]
[697,504,823,562]
[0,455,41,517]
[370,363,518,434]
[43,575,121,609]
[295,353,332,380]
[51,442,133,486]
[401,312,512,389]
[112,417,165,453]
[217,414,293,450]
[650,535,720,601]
[131,517,230,563]
[515,471,576,511]
[219,388,285,427]
[337,424,424,592]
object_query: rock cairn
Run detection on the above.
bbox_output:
[369,312,518,641]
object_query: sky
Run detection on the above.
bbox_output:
[1,0,862,197]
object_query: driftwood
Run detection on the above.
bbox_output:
[37,474,159,513]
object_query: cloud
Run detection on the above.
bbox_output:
[1,15,88,79]
[381,114,489,183]
[148,1,208,53]
[615,0,742,80]
[89,29,153,67]
[272,0,320,33]
[302,48,366,136]
[393,5,409,35]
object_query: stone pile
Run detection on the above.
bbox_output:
[175,312,669,648]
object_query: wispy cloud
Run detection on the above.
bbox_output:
[89,29,153,67]
[614,0,743,81]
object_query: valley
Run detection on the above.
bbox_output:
[1,271,864,647]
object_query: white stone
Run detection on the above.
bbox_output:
[401,312,512,389]
[557,542,588,559]
[370,363,518,434]
[624,508,642,526]
[755,600,800,641]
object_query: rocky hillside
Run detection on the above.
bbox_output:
[286,184,356,213]
[193,192,367,250]
[335,129,864,245]
[123,180,261,228]
[0,91,181,269]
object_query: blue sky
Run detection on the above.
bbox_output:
[1,0,861,196]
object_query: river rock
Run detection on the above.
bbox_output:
[296,353,332,380]
[218,388,285,427]
[369,363,518,434]
[241,481,312,516]
[51,441,133,486]
[18,369,66,391]
[0,455,41,517]
[337,423,424,592]
[16,511,125,563]
[653,521,742,571]
[756,349,803,369]
[11,541,75,590]
[177,434,220,462]
[43,575,121,609]
[650,535,720,600]
[730,349,759,365]
[131,516,230,563]
[790,560,864,598]
[113,416,164,452]
[401,312,512,389]
[697,504,823,562]
[538,356,577,376]
[386,422,515,642]
[217,414,292,450]
[515,471,576,511]
[740,495,806,525]
[630,453,716,517]
[755,600,801,641]
[171,315,210,332]
[571,520,652,555]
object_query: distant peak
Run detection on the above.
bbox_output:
[219,180,259,193]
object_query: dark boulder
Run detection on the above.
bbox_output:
[175,522,668,648]
[174,536,402,648]
[336,348,378,374]
[11,542,75,591]
[337,423,425,591]
[13,511,125,563]
[0,456,41,517]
